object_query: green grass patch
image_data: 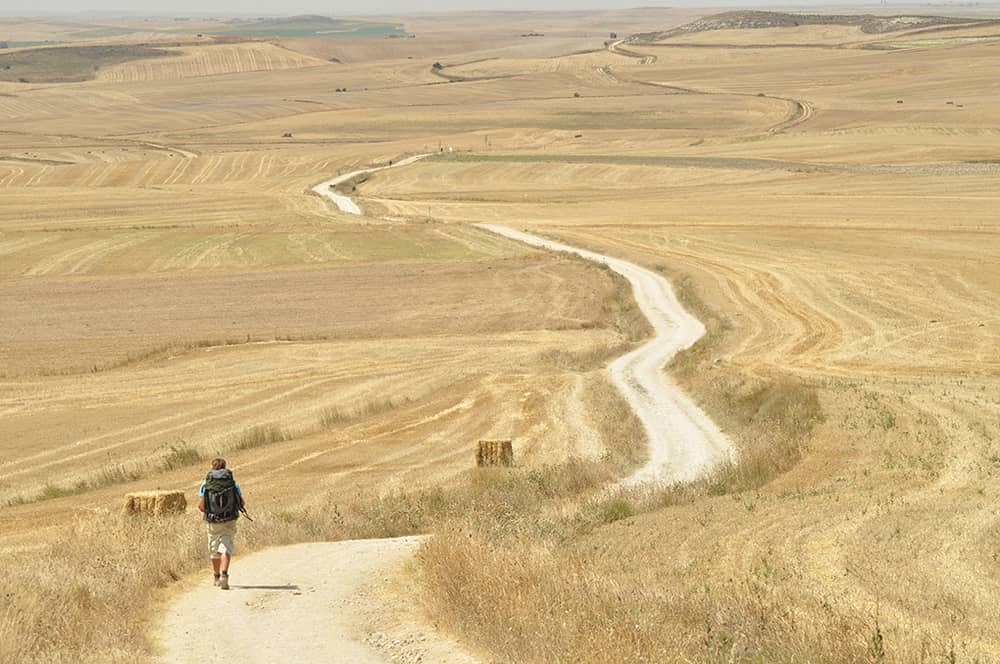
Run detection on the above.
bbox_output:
[211,15,405,39]
[642,10,981,41]
[67,27,140,40]
[320,397,405,428]
[550,110,731,131]
[432,152,841,173]
[1,40,63,49]
[588,494,637,525]
[874,35,1000,49]
[0,45,173,83]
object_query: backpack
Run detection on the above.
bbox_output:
[203,469,240,523]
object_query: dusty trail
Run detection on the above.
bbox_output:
[157,156,732,661]
[608,38,658,64]
[478,224,733,484]
[311,154,430,215]
[318,155,732,483]
[155,537,474,664]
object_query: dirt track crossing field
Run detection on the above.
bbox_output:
[479,223,733,484]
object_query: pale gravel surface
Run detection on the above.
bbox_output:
[155,537,476,664]
[311,154,430,215]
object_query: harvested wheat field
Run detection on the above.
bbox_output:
[1,6,999,663]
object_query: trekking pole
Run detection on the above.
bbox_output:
[240,506,254,522]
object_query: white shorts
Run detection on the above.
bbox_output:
[207,520,237,559]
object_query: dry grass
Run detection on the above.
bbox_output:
[2,6,1000,662]
[0,364,641,663]
[411,204,988,663]
[6,465,146,506]
[538,263,650,371]
[160,443,203,472]
[421,533,964,663]
[417,353,839,663]
[415,364,980,663]
[0,513,202,664]
[0,254,606,377]
[599,265,652,343]
[231,424,290,451]
[319,397,404,428]
[0,461,612,663]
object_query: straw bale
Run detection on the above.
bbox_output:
[476,439,514,467]
[123,490,187,516]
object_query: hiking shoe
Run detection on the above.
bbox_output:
[219,573,229,590]
[213,574,221,587]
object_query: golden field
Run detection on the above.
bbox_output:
[1,7,999,662]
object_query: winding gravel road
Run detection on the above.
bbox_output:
[477,224,733,484]
[157,156,734,662]
[314,154,733,483]
[311,154,431,215]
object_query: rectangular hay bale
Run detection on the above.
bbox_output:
[476,439,513,467]
[123,490,187,516]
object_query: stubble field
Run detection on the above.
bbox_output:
[1,7,999,663]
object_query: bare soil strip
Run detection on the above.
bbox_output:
[155,537,474,664]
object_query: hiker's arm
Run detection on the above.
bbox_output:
[197,497,205,513]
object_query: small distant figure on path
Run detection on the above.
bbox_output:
[198,458,245,590]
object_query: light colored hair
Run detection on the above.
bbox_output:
[210,457,227,470]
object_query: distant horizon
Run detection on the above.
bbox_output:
[3,1,999,19]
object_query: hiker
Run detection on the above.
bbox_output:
[197,457,245,590]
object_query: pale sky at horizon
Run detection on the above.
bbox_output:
[0,0,963,18]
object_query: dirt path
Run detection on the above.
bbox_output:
[155,537,475,664]
[156,158,732,661]
[608,38,658,64]
[311,154,430,215]
[478,224,734,485]
[317,156,733,482]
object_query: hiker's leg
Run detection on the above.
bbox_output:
[212,557,221,574]
[218,523,235,574]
